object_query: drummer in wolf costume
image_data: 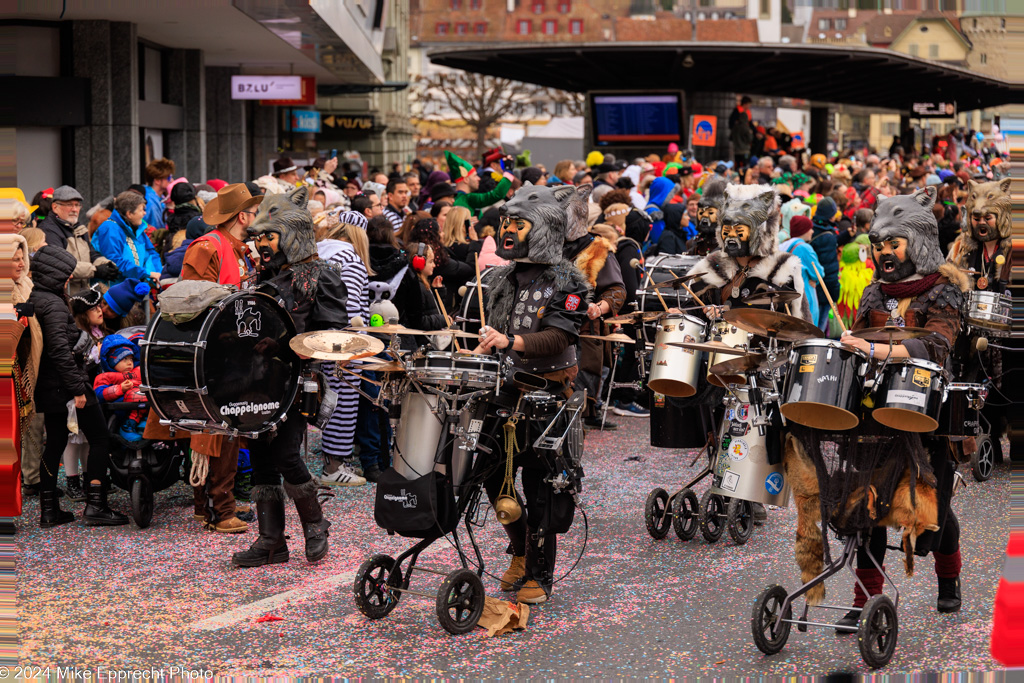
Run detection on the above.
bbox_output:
[818,186,970,625]
[230,185,349,568]
[686,175,728,256]
[473,182,590,604]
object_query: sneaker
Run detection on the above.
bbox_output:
[584,416,618,431]
[612,401,650,418]
[320,465,366,487]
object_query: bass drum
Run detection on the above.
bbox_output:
[142,291,301,436]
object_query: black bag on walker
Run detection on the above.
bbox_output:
[374,468,457,538]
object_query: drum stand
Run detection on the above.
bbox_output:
[601,309,652,429]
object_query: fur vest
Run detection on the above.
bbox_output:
[693,250,811,322]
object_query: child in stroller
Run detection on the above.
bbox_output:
[93,335,147,442]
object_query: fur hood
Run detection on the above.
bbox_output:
[948,177,1012,267]
[937,262,972,293]
[718,184,781,259]
[692,249,810,321]
[870,187,944,275]
[698,175,728,212]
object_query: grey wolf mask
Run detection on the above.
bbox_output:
[717,184,780,259]
[697,175,728,238]
[496,183,592,265]
[248,185,317,265]
[869,186,943,278]
[965,177,1012,244]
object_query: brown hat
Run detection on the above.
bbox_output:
[273,156,298,176]
[202,183,263,225]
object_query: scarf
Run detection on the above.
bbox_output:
[879,271,941,299]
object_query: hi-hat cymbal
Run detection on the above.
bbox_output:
[605,310,665,325]
[645,272,706,290]
[850,326,931,342]
[667,341,750,356]
[723,308,820,342]
[347,324,426,336]
[290,331,385,361]
[420,328,480,339]
[581,333,635,344]
[709,353,786,377]
[742,289,802,307]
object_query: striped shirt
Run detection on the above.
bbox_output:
[383,206,404,233]
[318,240,369,323]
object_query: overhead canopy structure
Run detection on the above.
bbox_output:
[429,42,1021,112]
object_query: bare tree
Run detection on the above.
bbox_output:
[543,88,586,117]
[413,72,540,158]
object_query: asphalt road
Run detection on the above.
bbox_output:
[16,421,1010,677]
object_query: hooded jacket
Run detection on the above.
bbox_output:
[92,209,163,282]
[645,177,676,244]
[28,246,95,413]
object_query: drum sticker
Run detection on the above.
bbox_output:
[235,300,261,338]
[725,409,735,422]
[765,472,785,496]
[721,471,740,492]
[738,405,749,421]
[720,435,732,452]
[729,421,749,437]
[468,419,484,434]
[912,368,931,388]
[175,400,189,413]
[887,389,927,408]
[681,334,696,355]
[565,294,581,311]
[728,438,748,462]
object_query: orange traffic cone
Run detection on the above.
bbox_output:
[991,532,1024,667]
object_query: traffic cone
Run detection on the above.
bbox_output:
[991,531,1024,667]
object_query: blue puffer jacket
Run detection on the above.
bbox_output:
[144,185,166,230]
[645,177,675,245]
[92,209,163,283]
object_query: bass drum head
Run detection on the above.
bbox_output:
[871,407,939,433]
[780,402,861,431]
[201,292,300,434]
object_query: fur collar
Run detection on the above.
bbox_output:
[575,236,613,288]
[692,250,811,321]
[937,262,971,293]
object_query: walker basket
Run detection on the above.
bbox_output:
[374,467,458,538]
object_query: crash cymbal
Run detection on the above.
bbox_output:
[290,331,384,361]
[850,326,931,342]
[667,341,750,356]
[741,289,802,307]
[347,324,426,336]
[709,353,786,377]
[355,360,406,373]
[645,272,706,290]
[605,310,665,325]
[581,333,635,344]
[420,328,481,339]
[723,308,820,342]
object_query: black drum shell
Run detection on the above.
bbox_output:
[872,360,946,433]
[936,387,981,438]
[781,341,866,431]
[649,391,708,448]
[142,292,300,435]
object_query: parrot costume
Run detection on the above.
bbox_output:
[836,233,874,329]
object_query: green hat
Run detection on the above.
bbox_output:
[445,150,476,182]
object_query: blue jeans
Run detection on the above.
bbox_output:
[356,371,391,472]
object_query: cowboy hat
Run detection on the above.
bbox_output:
[202,183,263,225]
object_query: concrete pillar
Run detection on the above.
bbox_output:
[809,106,829,155]
[204,66,247,182]
[71,20,138,201]
[249,102,278,180]
[688,91,736,166]
[165,49,207,182]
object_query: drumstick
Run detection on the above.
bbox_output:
[668,269,706,308]
[474,253,486,330]
[812,262,847,335]
[433,287,461,352]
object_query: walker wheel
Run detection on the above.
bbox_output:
[644,488,671,539]
[671,488,700,541]
[971,434,995,482]
[130,477,153,528]
[699,490,725,543]
[727,498,754,545]
[751,584,792,656]
[353,554,402,619]
[857,594,898,669]
[436,568,485,635]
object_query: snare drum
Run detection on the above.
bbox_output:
[647,314,707,398]
[407,351,501,389]
[872,358,947,433]
[781,339,868,431]
[707,322,752,388]
[936,382,986,439]
[965,290,1012,337]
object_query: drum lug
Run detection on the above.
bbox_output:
[826,346,834,363]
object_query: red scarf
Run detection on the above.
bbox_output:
[879,271,941,299]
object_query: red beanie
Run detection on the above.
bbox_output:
[790,215,813,239]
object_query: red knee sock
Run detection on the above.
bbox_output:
[853,566,885,607]
[934,550,962,579]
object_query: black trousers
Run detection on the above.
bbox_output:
[41,404,111,490]
[248,405,315,488]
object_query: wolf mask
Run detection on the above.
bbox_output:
[696,175,728,238]
[248,185,317,267]
[869,186,943,279]
[965,177,1011,244]
[496,183,592,265]
[717,184,781,259]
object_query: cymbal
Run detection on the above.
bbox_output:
[290,331,385,361]
[582,333,635,344]
[347,324,426,336]
[605,310,665,325]
[723,308,820,342]
[850,326,931,342]
[645,272,706,290]
[667,341,750,356]
[709,353,786,377]
[742,289,802,307]
[420,328,480,339]
[356,360,406,373]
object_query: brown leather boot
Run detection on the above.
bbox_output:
[500,555,526,591]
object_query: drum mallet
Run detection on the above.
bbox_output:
[474,253,487,330]
[668,269,707,308]
[812,262,847,335]
[433,287,461,352]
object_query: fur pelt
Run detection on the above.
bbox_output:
[691,249,811,321]
[484,260,590,332]
[948,177,1012,269]
[718,184,781,259]
[500,183,592,264]
[782,434,826,605]
[575,236,613,288]
[870,187,944,276]
[937,262,972,293]
[590,224,620,249]
[249,185,317,263]
[284,478,320,500]
[698,175,729,212]
[250,484,286,502]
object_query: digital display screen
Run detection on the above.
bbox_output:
[590,93,683,146]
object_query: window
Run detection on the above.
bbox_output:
[980,53,987,64]
[554,101,565,116]
[543,19,557,34]
[517,19,532,34]
[534,102,546,116]
[907,43,918,56]
[569,18,583,34]
[451,0,462,8]
[558,0,571,12]
[435,22,449,34]
[532,0,545,12]
[818,18,830,30]
[928,44,938,58]
[514,103,526,116]
[760,0,770,19]
[883,26,892,37]
[835,18,846,29]
[471,0,482,7]
[474,22,487,33]
[455,22,468,34]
